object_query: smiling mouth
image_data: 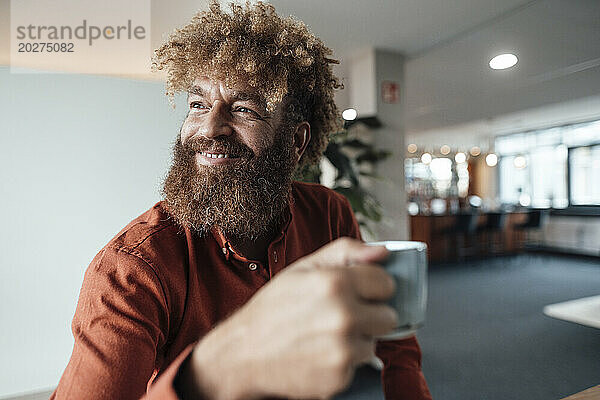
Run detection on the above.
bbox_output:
[196,151,242,166]
[199,151,232,159]
[198,151,242,159]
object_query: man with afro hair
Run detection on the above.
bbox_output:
[52,2,431,399]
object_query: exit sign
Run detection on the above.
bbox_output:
[381,81,400,104]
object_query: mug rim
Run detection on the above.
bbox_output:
[366,240,427,252]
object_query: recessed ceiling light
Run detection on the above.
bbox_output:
[342,108,357,121]
[440,145,451,155]
[407,143,418,153]
[485,153,498,167]
[455,152,467,164]
[489,53,518,70]
[470,146,481,156]
[421,152,432,165]
[514,155,527,169]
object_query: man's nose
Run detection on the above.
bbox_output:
[198,101,233,139]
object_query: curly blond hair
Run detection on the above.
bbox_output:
[152,1,343,168]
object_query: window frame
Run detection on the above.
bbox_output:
[567,141,600,209]
[495,119,600,216]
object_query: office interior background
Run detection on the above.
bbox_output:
[1,0,599,399]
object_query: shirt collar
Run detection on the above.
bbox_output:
[210,205,292,262]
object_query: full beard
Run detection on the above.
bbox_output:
[161,128,297,240]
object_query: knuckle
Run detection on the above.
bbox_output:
[332,307,355,334]
[329,339,353,369]
[333,237,356,254]
[331,365,354,394]
[384,306,400,328]
[375,268,396,293]
[336,236,354,246]
[320,271,346,296]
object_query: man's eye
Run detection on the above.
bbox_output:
[234,106,258,116]
[190,102,208,110]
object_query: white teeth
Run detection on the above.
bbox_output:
[200,152,229,159]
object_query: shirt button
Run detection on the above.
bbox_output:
[249,263,258,271]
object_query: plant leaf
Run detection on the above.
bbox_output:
[324,143,359,186]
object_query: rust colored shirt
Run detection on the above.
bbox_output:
[51,181,431,400]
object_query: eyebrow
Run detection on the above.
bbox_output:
[188,86,266,108]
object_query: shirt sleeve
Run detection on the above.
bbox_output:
[51,245,170,400]
[143,344,195,399]
[335,194,363,240]
[335,194,432,400]
[376,337,432,400]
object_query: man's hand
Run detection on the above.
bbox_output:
[184,237,398,400]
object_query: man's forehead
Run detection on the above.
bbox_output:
[188,77,265,104]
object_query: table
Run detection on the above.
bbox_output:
[543,295,600,329]
[561,384,600,399]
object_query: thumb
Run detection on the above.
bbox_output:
[295,237,389,270]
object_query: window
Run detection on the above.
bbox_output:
[569,144,600,206]
[496,119,600,208]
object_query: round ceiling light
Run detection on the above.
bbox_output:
[407,143,418,153]
[440,145,451,155]
[455,152,467,164]
[489,53,518,70]
[514,155,527,169]
[485,153,498,167]
[342,108,357,121]
[421,152,432,165]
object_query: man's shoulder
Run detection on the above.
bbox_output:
[106,201,184,257]
[291,181,350,208]
[289,181,360,241]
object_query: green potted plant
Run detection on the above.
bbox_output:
[298,123,390,234]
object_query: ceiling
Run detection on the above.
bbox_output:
[403,0,600,139]
[2,0,599,141]
[270,0,533,57]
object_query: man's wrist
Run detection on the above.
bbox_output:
[173,347,206,399]
[178,328,259,400]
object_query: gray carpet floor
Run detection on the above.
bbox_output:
[337,253,600,400]
[419,254,600,400]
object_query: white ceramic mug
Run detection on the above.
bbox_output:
[367,241,428,340]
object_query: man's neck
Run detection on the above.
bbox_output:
[227,230,277,264]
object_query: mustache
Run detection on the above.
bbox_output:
[181,136,253,158]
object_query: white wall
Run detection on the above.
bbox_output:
[533,216,600,256]
[0,67,186,397]
[372,50,408,240]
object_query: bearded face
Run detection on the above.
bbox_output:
[162,121,297,240]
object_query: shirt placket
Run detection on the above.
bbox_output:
[221,242,270,282]
[267,237,286,279]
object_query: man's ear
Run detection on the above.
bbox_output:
[293,121,311,163]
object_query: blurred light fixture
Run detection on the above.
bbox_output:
[485,153,498,167]
[513,155,527,169]
[407,143,418,154]
[519,193,531,207]
[468,195,482,208]
[440,145,451,155]
[489,53,518,70]
[455,152,467,164]
[407,202,419,216]
[431,198,447,215]
[470,146,481,156]
[421,152,432,164]
[342,108,357,121]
